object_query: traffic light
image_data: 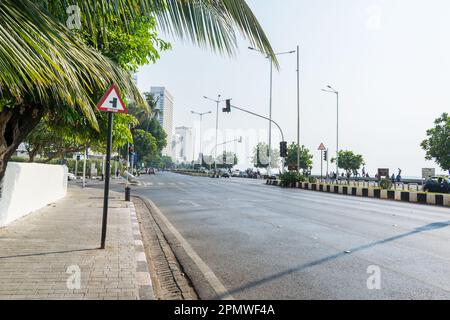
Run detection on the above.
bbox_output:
[222,99,231,113]
[280,141,287,158]
[323,150,328,162]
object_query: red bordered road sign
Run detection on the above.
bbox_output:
[318,143,326,151]
[97,84,127,113]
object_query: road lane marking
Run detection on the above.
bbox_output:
[144,198,233,300]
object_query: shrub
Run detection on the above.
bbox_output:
[380,179,393,190]
[279,172,300,186]
[308,176,317,183]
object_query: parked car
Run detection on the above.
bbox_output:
[231,170,241,177]
[239,171,249,178]
[148,168,156,175]
[221,172,230,178]
[68,173,76,181]
[423,176,450,193]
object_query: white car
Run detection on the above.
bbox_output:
[68,173,76,181]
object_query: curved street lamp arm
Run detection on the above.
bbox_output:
[230,104,285,142]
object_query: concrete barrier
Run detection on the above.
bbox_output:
[444,195,450,207]
[267,180,450,208]
[0,163,68,227]
[356,188,363,197]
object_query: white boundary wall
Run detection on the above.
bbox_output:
[0,163,68,227]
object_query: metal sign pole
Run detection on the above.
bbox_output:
[326,150,329,178]
[82,147,87,188]
[321,150,323,179]
[101,112,114,249]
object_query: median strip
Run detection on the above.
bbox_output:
[266,180,450,207]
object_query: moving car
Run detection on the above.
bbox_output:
[423,176,450,193]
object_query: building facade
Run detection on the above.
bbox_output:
[150,87,174,158]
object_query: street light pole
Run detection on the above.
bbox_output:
[268,56,273,175]
[336,91,339,180]
[322,86,340,179]
[296,45,300,172]
[191,110,212,165]
[249,47,295,174]
[204,95,227,171]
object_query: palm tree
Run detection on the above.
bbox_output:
[0,0,276,181]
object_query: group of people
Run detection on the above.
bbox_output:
[325,170,370,180]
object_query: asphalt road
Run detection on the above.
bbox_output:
[121,172,450,300]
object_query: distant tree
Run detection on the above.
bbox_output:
[421,113,450,172]
[133,129,157,167]
[251,142,280,169]
[285,143,313,173]
[332,150,365,178]
[216,151,238,169]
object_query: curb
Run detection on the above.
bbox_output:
[137,196,234,300]
[267,180,450,207]
[128,202,155,300]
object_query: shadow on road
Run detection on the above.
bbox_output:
[0,248,100,260]
[216,220,450,299]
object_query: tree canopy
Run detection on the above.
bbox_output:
[0,0,275,181]
[285,143,313,173]
[332,150,365,178]
[252,142,280,169]
[421,113,450,172]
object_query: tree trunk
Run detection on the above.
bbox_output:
[0,105,44,182]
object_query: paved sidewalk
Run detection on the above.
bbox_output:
[0,185,153,300]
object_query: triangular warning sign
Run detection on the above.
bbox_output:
[318,143,326,151]
[97,84,127,113]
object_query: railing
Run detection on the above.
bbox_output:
[314,178,424,191]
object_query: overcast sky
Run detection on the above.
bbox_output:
[137,0,449,177]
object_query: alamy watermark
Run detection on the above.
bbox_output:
[66,265,81,290]
[367,5,382,31]
[366,265,381,290]
[66,5,82,30]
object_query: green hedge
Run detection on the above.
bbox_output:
[279,172,310,186]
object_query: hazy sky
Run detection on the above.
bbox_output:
[137,0,449,176]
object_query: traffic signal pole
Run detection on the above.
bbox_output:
[226,102,286,173]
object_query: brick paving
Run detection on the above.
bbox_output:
[0,185,153,300]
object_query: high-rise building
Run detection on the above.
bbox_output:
[150,87,174,157]
[172,127,193,163]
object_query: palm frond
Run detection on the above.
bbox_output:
[0,0,145,127]
[47,0,277,65]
